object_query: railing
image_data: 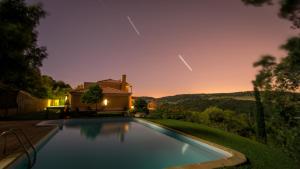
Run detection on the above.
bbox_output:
[0,128,37,169]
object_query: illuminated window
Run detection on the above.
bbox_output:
[103,99,108,106]
[54,99,59,106]
[47,100,51,107]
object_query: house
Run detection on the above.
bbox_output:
[69,75,132,111]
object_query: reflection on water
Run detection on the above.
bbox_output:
[64,120,130,142]
[181,143,189,155]
[80,125,102,140]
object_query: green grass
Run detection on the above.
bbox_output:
[147,119,299,169]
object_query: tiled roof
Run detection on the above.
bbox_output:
[70,86,130,94]
[104,87,131,94]
[98,79,130,85]
[98,79,121,83]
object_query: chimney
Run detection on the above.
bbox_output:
[121,74,127,91]
[122,74,126,83]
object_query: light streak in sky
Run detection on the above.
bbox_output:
[178,54,193,72]
[127,16,141,36]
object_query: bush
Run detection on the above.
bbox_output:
[134,98,149,114]
[197,111,210,124]
[203,107,225,123]
[268,120,300,160]
[152,105,254,138]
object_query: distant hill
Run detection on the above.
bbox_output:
[157,92,256,115]
[134,91,300,116]
[134,91,300,117]
[132,96,155,102]
[134,91,255,101]
[133,92,256,115]
[157,91,255,103]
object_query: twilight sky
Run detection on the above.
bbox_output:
[28,0,298,97]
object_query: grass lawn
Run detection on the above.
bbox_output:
[147,119,299,169]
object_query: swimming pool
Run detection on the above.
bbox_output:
[11,118,232,169]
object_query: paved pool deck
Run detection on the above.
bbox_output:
[0,121,56,169]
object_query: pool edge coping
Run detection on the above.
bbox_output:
[138,118,247,169]
[1,125,59,169]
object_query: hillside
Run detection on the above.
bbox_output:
[135,91,300,116]
[134,92,255,115]
[158,91,255,102]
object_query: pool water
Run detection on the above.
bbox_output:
[13,118,229,169]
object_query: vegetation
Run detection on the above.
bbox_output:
[148,119,299,169]
[241,0,300,160]
[0,0,47,98]
[134,98,149,113]
[242,0,300,28]
[81,85,103,111]
[42,75,72,102]
[0,0,71,99]
[251,37,300,159]
[156,93,256,116]
[253,81,267,143]
[148,106,254,138]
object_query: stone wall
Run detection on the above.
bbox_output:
[0,90,47,117]
[16,91,47,114]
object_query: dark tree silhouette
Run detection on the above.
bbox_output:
[253,82,267,143]
[81,85,103,111]
[242,0,300,28]
[0,0,47,97]
[134,98,149,113]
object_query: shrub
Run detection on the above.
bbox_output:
[134,98,149,114]
[197,111,210,124]
[153,105,254,139]
[204,107,225,123]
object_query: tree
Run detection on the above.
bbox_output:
[134,98,149,113]
[242,0,300,28]
[41,75,72,105]
[253,82,267,143]
[252,37,300,158]
[276,37,300,91]
[0,0,47,97]
[81,85,103,111]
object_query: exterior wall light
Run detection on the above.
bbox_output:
[103,99,108,106]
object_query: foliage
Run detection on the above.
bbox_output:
[42,75,71,100]
[149,106,254,138]
[0,0,48,98]
[134,98,149,113]
[252,37,300,159]
[253,83,267,143]
[206,106,225,123]
[81,85,103,111]
[157,94,256,116]
[242,0,300,28]
[149,119,300,169]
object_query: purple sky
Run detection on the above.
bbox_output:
[28,0,298,97]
